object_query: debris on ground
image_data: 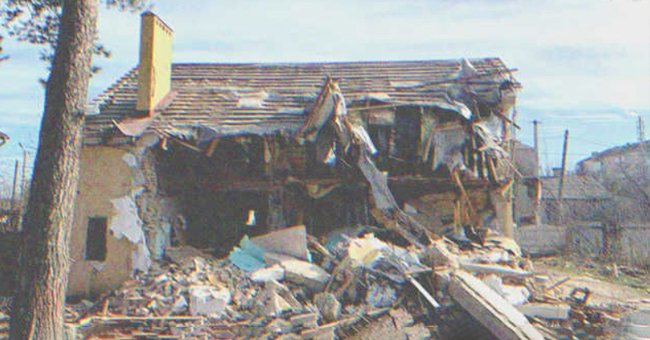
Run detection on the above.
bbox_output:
[3,75,645,339]
[38,222,643,340]
[61,226,440,339]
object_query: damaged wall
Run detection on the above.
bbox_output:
[153,141,281,254]
[69,146,142,297]
[69,135,179,297]
[513,178,540,226]
[136,147,183,261]
[72,58,521,297]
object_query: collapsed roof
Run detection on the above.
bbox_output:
[84,58,519,145]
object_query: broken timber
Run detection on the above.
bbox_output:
[449,271,544,340]
[406,275,441,309]
[459,261,532,278]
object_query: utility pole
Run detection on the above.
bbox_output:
[11,159,19,210]
[533,120,540,177]
[558,129,569,201]
[20,144,28,209]
[558,129,570,255]
[638,116,645,143]
[532,120,541,226]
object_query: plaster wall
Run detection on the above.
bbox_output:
[68,146,138,297]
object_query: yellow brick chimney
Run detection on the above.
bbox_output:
[136,11,173,113]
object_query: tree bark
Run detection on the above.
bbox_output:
[10,1,97,339]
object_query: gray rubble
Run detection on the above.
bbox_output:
[49,223,642,339]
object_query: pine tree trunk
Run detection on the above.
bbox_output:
[10,1,97,339]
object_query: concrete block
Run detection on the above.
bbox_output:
[268,318,293,334]
[366,281,397,308]
[281,260,330,291]
[251,264,285,283]
[251,225,310,261]
[290,312,319,329]
[450,271,544,340]
[517,303,570,320]
[315,292,341,322]
[189,285,231,317]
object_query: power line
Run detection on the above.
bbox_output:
[544,152,590,156]
[569,136,611,148]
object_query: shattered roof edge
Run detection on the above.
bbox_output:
[88,57,515,115]
[169,57,507,67]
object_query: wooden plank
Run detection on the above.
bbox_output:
[172,138,202,152]
[407,275,441,309]
[453,200,461,237]
[452,170,479,227]
[545,276,570,291]
[204,138,219,157]
[459,261,532,278]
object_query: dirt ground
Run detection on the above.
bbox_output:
[533,257,650,307]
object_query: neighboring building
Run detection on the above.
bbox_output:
[513,140,538,178]
[577,140,650,222]
[577,140,650,181]
[539,175,611,225]
[68,12,520,296]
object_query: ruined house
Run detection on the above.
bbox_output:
[577,140,650,220]
[577,140,650,181]
[69,12,520,297]
[539,174,611,225]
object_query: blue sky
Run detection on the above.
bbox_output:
[0,0,649,188]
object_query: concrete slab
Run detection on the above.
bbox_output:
[517,303,570,320]
[450,271,544,340]
[281,260,331,291]
[251,225,310,261]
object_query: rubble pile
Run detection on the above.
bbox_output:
[0,219,634,340]
[60,223,645,339]
[0,222,627,340]
[435,235,635,339]
[66,226,437,339]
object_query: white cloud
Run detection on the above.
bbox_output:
[0,0,648,169]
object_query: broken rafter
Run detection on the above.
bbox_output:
[370,208,425,249]
[295,76,336,143]
[486,156,499,183]
[492,110,521,129]
[172,138,203,153]
[307,235,335,260]
[499,179,514,197]
[347,103,397,112]
[459,261,532,278]
[409,68,519,89]
[452,169,479,227]
[406,275,441,309]
[453,199,461,236]
[73,315,204,328]
[204,138,219,157]
[545,276,571,292]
